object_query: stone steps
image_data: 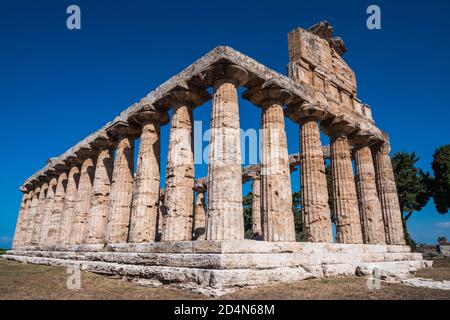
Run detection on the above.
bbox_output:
[8,249,422,270]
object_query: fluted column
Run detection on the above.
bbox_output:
[128,109,169,243]
[106,124,137,244]
[69,158,95,244]
[193,191,206,240]
[39,178,57,245]
[47,172,68,245]
[246,84,295,241]
[84,148,114,244]
[205,64,248,240]
[12,191,29,248]
[31,182,48,245]
[330,135,363,243]
[354,146,386,244]
[251,175,262,239]
[162,89,207,241]
[24,188,40,245]
[57,165,80,244]
[301,119,333,242]
[373,142,406,245]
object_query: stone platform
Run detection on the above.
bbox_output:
[3,240,432,296]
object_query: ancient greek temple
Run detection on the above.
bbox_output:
[5,22,430,295]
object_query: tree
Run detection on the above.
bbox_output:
[391,151,432,245]
[242,192,253,238]
[438,236,448,243]
[325,163,335,223]
[292,191,303,241]
[431,145,450,214]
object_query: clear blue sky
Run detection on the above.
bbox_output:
[1,0,449,248]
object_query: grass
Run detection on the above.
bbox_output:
[0,258,449,300]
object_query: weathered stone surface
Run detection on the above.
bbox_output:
[47,173,68,245]
[248,85,295,242]
[39,178,57,245]
[330,136,363,244]
[106,134,135,243]
[129,109,168,243]
[23,189,39,245]
[84,149,113,244]
[300,118,332,242]
[163,96,196,241]
[12,192,28,248]
[206,64,247,240]
[354,146,386,244]
[400,278,450,290]
[193,192,206,240]
[250,175,262,239]
[57,166,80,244]
[70,158,95,244]
[373,142,406,245]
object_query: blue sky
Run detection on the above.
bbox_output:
[0,0,449,248]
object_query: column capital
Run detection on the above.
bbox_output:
[204,63,249,88]
[106,120,140,138]
[285,103,330,124]
[130,102,170,126]
[321,115,359,139]
[243,81,293,108]
[156,86,211,110]
[89,131,117,151]
[348,129,379,151]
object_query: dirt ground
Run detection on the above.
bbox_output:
[0,257,449,300]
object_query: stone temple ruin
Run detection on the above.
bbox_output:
[5,22,431,295]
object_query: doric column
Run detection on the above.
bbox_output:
[193,191,206,240]
[39,178,58,245]
[245,83,295,241]
[57,165,80,244]
[128,108,169,243]
[353,143,386,244]
[287,104,332,243]
[69,156,95,244]
[106,123,138,244]
[23,187,40,245]
[161,88,209,241]
[373,141,406,245]
[205,63,248,240]
[84,146,114,244]
[329,134,363,243]
[47,172,68,245]
[12,191,29,248]
[250,174,262,239]
[31,182,48,245]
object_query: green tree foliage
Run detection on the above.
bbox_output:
[392,151,432,246]
[438,236,448,243]
[325,162,335,223]
[242,191,303,240]
[431,145,450,214]
[242,192,253,239]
